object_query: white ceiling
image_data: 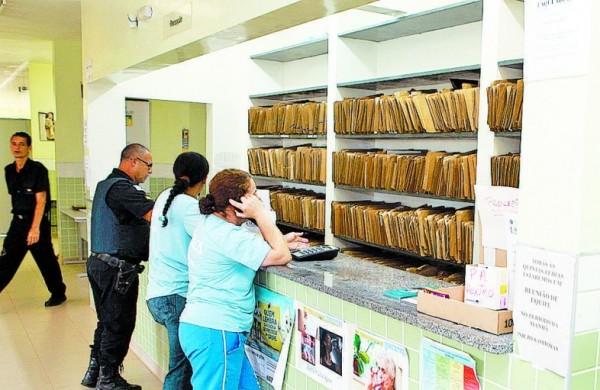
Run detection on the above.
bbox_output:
[0,0,81,41]
[0,0,81,88]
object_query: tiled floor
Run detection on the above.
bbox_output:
[0,253,163,390]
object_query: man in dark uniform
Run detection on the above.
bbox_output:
[0,132,66,306]
[81,143,154,390]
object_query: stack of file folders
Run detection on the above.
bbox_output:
[248,145,327,184]
[343,249,464,283]
[248,101,327,135]
[269,188,325,232]
[491,153,520,188]
[333,149,477,200]
[487,79,523,132]
[331,201,474,265]
[334,84,479,135]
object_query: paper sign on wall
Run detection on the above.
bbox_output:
[505,215,518,309]
[525,0,592,82]
[475,185,519,256]
[513,245,576,376]
[420,338,480,390]
[352,329,409,390]
[295,303,352,389]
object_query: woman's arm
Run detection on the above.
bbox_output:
[230,195,291,266]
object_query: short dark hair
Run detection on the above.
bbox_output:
[11,132,31,146]
[120,143,149,161]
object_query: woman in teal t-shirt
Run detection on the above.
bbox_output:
[146,152,209,390]
[179,169,293,390]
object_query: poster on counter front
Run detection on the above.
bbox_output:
[420,338,480,390]
[352,329,409,390]
[295,303,352,388]
[513,245,576,377]
[245,286,295,390]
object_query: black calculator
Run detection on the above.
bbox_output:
[291,245,339,261]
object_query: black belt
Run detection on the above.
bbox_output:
[14,214,32,220]
[91,252,127,268]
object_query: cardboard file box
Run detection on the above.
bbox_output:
[417,286,513,335]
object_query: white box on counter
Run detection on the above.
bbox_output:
[464,264,509,310]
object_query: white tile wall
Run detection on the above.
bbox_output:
[575,290,600,333]
[577,254,600,292]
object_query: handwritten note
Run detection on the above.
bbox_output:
[465,265,509,310]
[475,185,519,250]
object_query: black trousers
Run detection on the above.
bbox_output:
[87,255,139,367]
[0,215,66,295]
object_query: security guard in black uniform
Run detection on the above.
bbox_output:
[0,132,66,306]
[81,144,154,390]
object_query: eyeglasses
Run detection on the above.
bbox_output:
[135,157,153,168]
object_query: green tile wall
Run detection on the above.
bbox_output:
[149,177,173,199]
[132,268,170,374]
[57,177,85,260]
[130,270,596,390]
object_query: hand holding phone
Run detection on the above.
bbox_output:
[229,194,265,219]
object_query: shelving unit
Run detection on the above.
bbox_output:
[335,185,475,204]
[494,131,521,138]
[337,65,480,91]
[251,36,328,62]
[250,134,326,139]
[335,234,466,270]
[498,58,523,70]
[338,0,482,42]
[244,0,523,273]
[276,220,325,236]
[253,175,326,188]
[336,132,478,140]
[249,86,327,101]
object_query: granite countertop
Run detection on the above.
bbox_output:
[266,253,513,354]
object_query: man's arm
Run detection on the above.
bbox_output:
[28,191,46,246]
[142,209,152,222]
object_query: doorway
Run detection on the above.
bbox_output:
[124,98,207,198]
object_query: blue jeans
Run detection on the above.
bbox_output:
[147,295,192,390]
[179,323,260,390]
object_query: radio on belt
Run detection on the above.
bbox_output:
[291,245,339,261]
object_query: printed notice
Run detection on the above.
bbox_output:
[295,303,352,389]
[420,338,480,390]
[513,245,576,376]
[525,0,592,81]
[352,329,409,390]
[245,286,295,390]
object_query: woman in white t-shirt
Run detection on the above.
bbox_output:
[146,152,209,390]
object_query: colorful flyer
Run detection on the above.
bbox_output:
[352,329,409,390]
[295,303,352,388]
[420,338,480,390]
[245,286,295,390]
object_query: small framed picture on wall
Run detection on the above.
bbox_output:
[39,111,55,141]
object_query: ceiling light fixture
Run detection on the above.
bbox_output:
[128,5,153,29]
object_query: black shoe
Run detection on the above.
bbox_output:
[96,366,142,390]
[44,294,67,307]
[81,351,100,388]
